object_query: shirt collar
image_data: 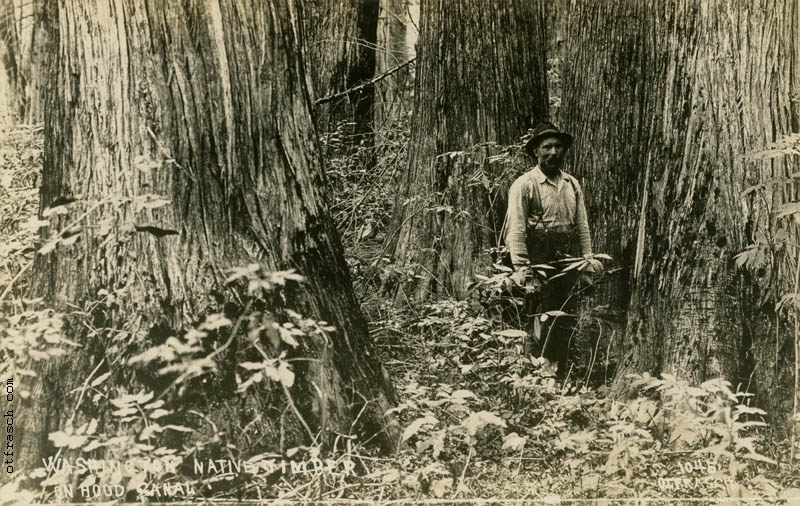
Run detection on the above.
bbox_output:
[532,165,562,187]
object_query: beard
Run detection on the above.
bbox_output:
[540,156,563,174]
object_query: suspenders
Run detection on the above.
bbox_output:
[525,172,579,231]
[525,172,580,261]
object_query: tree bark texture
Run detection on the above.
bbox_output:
[0,0,51,123]
[21,0,53,123]
[561,0,799,420]
[385,0,549,304]
[0,0,25,120]
[543,0,569,122]
[19,0,398,475]
[301,0,379,139]
[373,0,417,129]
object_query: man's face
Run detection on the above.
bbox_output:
[536,137,566,174]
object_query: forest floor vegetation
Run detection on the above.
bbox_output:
[1,122,799,504]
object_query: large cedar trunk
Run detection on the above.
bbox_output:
[0,0,51,123]
[21,0,52,123]
[0,0,25,121]
[18,0,397,477]
[301,0,379,140]
[558,0,650,314]
[373,0,418,129]
[561,0,799,421]
[384,0,549,303]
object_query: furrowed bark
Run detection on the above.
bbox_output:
[373,0,418,129]
[385,0,549,303]
[301,0,379,141]
[561,0,799,425]
[18,0,398,478]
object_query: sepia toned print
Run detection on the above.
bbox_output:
[0,0,798,504]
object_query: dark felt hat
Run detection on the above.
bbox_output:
[524,122,574,156]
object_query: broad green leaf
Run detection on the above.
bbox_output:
[740,451,776,465]
[495,329,527,338]
[139,424,163,440]
[148,409,170,419]
[38,239,59,255]
[733,405,767,416]
[82,439,103,452]
[42,205,70,217]
[450,389,475,401]
[225,263,261,284]
[431,477,452,498]
[563,260,585,272]
[163,425,193,432]
[502,432,527,451]
[279,326,300,347]
[48,431,72,448]
[145,399,165,410]
[462,410,506,436]
[90,371,112,387]
[201,313,232,330]
[278,361,295,388]
[240,361,266,370]
[401,415,438,444]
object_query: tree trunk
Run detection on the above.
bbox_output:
[0,0,50,123]
[373,0,418,129]
[18,0,397,479]
[558,0,650,315]
[561,0,799,421]
[302,0,379,141]
[21,0,52,123]
[0,0,25,121]
[384,0,549,303]
[543,0,569,123]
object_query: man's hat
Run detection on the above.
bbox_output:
[524,122,574,156]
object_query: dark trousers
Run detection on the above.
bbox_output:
[524,231,580,367]
[525,270,579,364]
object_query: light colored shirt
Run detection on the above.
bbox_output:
[504,165,592,268]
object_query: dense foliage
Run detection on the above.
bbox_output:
[2,117,798,503]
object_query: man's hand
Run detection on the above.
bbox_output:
[510,267,529,286]
[582,255,604,274]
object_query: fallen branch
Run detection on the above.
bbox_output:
[313,58,416,106]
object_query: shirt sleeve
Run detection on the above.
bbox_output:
[505,179,530,269]
[573,180,593,256]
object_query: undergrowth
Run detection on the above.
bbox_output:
[1,120,799,505]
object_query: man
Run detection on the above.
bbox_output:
[504,121,595,369]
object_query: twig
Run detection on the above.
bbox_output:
[65,359,105,429]
[458,446,474,490]
[0,197,109,304]
[282,379,316,444]
[314,58,416,106]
